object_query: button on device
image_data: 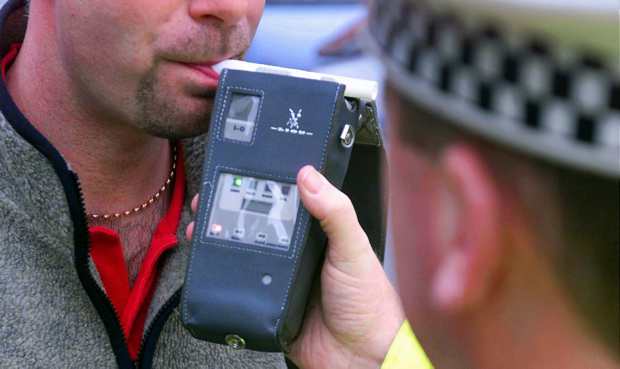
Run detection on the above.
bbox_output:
[210,224,223,236]
[225,334,246,350]
[223,94,261,143]
[255,232,267,244]
[246,179,258,196]
[281,185,291,196]
[232,228,245,240]
[224,119,255,143]
[230,176,243,193]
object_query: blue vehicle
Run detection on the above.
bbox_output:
[245,0,366,70]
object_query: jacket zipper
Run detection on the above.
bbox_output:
[74,171,183,369]
[71,171,137,369]
[136,289,182,369]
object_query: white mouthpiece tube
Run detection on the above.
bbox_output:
[213,60,378,102]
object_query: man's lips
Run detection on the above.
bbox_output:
[183,63,220,81]
[181,63,220,89]
[168,51,243,84]
[167,53,242,93]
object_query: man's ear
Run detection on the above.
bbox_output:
[431,143,504,313]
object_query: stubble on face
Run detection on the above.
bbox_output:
[134,27,249,139]
[134,68,211,139]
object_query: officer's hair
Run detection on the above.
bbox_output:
[386,83,619,351]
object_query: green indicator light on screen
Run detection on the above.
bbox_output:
[233,177,243,187]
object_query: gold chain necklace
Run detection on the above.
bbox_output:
[87,145,177,221]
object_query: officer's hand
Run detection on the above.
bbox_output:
[185,166,404,369]
[287,166,404,369]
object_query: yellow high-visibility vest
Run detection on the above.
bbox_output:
[381,321,434,369]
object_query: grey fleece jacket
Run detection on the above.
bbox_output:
[0,1,287,368]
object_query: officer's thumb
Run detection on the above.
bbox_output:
[297,165,377,269]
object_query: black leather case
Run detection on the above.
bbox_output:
[181,69,386,353]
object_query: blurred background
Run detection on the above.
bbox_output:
[245,0,396,282]
[246,0,368,68]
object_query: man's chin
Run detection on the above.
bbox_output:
[139,97,215,139]
[144,119,212,139]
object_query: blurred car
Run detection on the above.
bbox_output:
[245,0,367,70]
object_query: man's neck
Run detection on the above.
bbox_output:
[6,26,172,217]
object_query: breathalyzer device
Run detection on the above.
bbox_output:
[181,60,386,352]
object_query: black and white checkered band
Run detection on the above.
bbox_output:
[368,0,620,177]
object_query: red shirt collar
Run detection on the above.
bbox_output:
[89,148,185,360]
[1,43,21,81]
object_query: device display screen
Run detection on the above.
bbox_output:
[223,94,261,143]
[206,173,299,250]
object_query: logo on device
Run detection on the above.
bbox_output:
[286,109,302,130]
[270,108,314,137]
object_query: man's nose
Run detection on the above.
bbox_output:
[188,0,248,26]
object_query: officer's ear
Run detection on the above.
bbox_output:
[430,143,504,313]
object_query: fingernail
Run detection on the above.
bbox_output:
[303,167,324,194]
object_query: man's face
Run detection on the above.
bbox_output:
[55,0,264,138]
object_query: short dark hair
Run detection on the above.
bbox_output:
[386,82,620,350]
